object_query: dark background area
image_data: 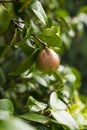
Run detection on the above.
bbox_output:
[61,0,87,95]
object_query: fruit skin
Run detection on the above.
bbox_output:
[0,4,10,33]
[36,47,60,74]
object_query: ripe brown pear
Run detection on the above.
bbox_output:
[36,47,60,73]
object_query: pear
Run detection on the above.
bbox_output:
[36,47,60,74]
[0,4,10,33]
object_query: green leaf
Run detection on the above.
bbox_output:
[26,96,47,112]
[50,92,79,130]
[0,118,36,130]
[0,67,6,85]
[51,110,79,130]
[18,0,31,13]
[58,66,80,87]
[61,33,71,48]
[0,111,13,120]
[80,6,87,13]
[20,113,49,124]
[50,92,67,110]
[31,0,47,25]
[71,67,81,88]
[15,26,31,47]
[33,75,48,87]
[0,4,10,33]
[9,48,40,76]
[50,123,63,130]
[0,99,14,112]
[0,99,14,120]
[38,26,62,47]
[60,17,70,31]
[55,9,69,17]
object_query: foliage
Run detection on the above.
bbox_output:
[0,0,87,130]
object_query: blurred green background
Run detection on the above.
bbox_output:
[60,0,87,95]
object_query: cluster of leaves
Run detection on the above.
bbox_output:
[0,0,87,130]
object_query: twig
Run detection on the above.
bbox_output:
[31,34,48,47]
[11,20,23,31]
[0,28,17,59]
